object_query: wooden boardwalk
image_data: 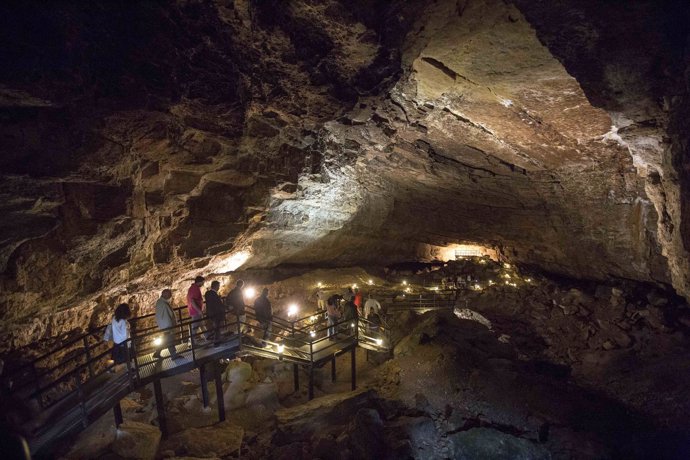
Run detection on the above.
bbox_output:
[3,307,393,456]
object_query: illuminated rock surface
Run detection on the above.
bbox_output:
[0,0,688,351]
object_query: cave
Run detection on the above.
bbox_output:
[1,0,689,458]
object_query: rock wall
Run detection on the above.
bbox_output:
[0,0,688,352]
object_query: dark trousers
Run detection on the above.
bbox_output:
[153,330,178,358]
[259,319,272,342]
[206,315,223,344]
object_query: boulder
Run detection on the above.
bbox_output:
[349,408,385,460]
[111,421,161,460]
[160,421,243,458]
[448,427,551,460]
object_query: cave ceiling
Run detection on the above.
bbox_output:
[0,0,688,350]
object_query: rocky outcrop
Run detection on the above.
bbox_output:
[0,0,688,356]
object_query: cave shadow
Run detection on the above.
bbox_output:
[413,310,690,460]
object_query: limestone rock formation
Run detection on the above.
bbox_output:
[0,0,688,359]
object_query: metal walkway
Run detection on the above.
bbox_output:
[2,304,393,456]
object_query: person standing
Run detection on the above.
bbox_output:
[226,279,249,333]
[110,303,131,369]
[316,289,326,311]
[187,276,205,342]
[326,297,341,341]
[353,288,363,315]
[254,288,272,346]
[363,295,382,319]
[343,298,358,323]
[205,281,225,347]
[153,289,182,360]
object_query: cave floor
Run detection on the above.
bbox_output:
[61,308,689,460]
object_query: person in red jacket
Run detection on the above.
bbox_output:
[187,276,205,341]
[353,288,363,315]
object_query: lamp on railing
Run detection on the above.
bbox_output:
[375,338,383,346]
[317,282,323,288]
[153,336,162,347]
[287,304,299,318]
[368,279,373,285]
[277,344,285,353]
[309,330,316,338]
[244,286,256,301]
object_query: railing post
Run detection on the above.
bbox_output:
[130,337,140,383]
[177,308,184,341]
[124,338,135,386]
[189,324,196,362]
[236,315,242,349]
[83,335,94,379]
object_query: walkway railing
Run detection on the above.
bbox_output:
[2,290,456,456]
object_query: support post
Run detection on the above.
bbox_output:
[351,347,356,391]
[214,361,226,422]
[153,379,168,438]
[74,372,88,428]
[113,400,123,427]
[293,363,299,393]
[331,357,336,382]
[308,365,314,400]
[199,364,209,408]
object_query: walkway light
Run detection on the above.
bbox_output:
[375,338,383,346]
[350,323,355,328]
[309,330,316,338]
[352,284,358,289]
[277,344,285,353]
[404,287,411,293]
[474,284,482,291]
[526,278,532,283]
[153,336,162,346]
[368,279,373,285]
[402,280,408,285]
[287,304,298,317]
[244,286,256,300]
[317,282,323,288]
[504,263,511,268]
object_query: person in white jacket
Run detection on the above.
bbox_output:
[110,303,131,368]
[153,289,182,360]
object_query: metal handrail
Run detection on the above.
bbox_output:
[14,300,400,448]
